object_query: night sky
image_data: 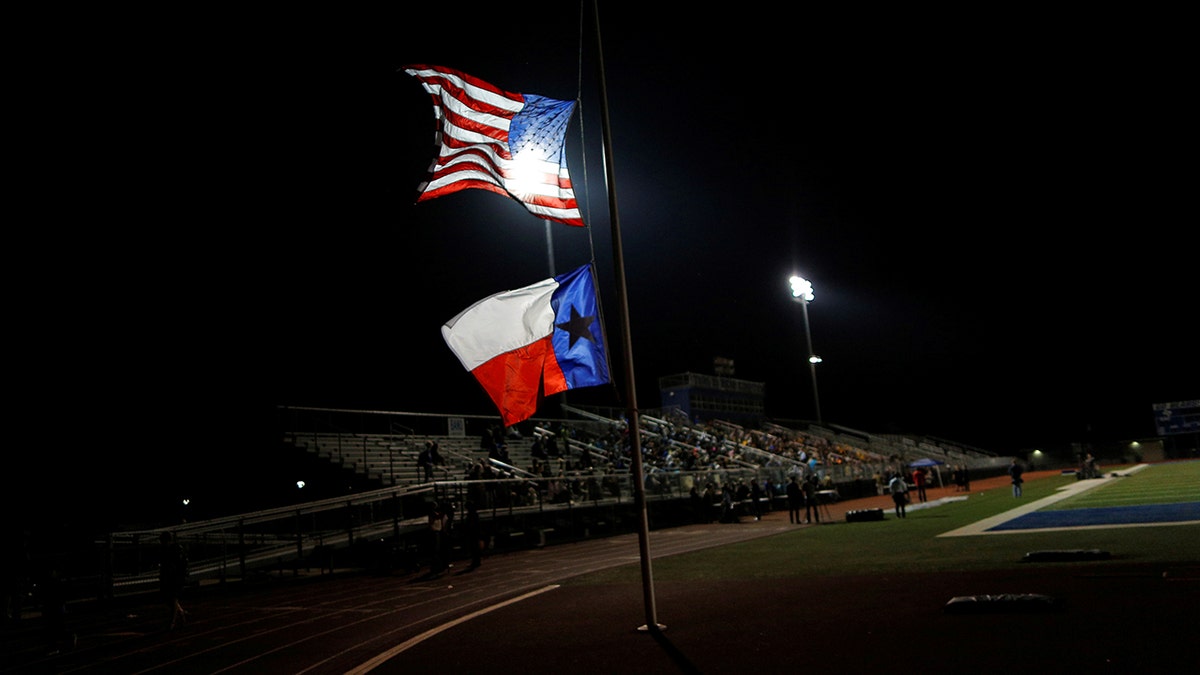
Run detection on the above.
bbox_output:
[16,4,1194,530]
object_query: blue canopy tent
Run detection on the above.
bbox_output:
[908,458,946,488]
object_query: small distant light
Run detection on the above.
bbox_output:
[809,355,823,364]
[296,480,306,489]
[182,498,190,506]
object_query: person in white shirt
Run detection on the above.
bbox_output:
[887,473,909,519]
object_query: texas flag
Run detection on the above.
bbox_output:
[442,264,610,426]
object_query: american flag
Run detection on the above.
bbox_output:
[404,64,584,227]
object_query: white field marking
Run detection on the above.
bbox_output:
[343,584,560,675]
[939,464,1151,537]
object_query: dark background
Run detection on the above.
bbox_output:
[11,4,1194,532]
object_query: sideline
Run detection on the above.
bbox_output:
[938,464,1150,537]
[342,584,560,674]
[906,495,969,512]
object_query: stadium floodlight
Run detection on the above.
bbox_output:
[788,275,823,424]
[789,275,815,302]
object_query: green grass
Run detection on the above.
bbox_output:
[572,460,1200,584]
[1044,460,1200,510]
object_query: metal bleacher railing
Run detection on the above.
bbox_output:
[99,468,754,601]
[93,405,1003,602]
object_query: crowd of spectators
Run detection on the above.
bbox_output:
[454,412,937,515]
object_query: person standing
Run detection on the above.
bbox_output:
[1009,458,1025,497]
[786,476,803,524]
[749,479,765,521]
[427,501,450,575]
[417,442,433,482]
[420,440,445,482]
[702,482,717,523]
[720,485,737,523]
[888,473,909,519]
[911,467,928,503]
[802,474,821,524]
[158,532,189,630]
[530,435,548,474]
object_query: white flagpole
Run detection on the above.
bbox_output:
[590,0,662,633]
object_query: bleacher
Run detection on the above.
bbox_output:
[61,406,1006,610]
[284,429,547,488]
[280,405,1004,501]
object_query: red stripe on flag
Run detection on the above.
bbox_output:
[471,337,556,427]
[440,105,513,148]
[419,179,509,202]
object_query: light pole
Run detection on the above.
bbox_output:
[789,275,823,425]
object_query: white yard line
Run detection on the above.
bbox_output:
[938,464,1149,537]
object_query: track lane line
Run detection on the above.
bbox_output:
[343,584,560,674]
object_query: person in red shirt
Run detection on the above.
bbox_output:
[911,468,928,503]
